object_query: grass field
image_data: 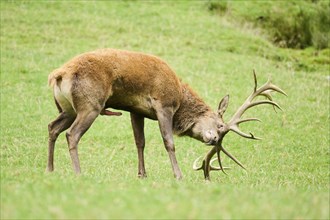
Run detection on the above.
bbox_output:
[0,1,329,219]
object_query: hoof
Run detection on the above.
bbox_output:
[138,173,147,178]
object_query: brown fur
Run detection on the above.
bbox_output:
[173,83,212,136]
[49,49,183,118]
[47,49,223,179]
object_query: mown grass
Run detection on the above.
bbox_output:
[1,1,329,219]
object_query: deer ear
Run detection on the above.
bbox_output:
[218,95,229,118]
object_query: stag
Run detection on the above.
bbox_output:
[193,72,287,180]
[47,49,286,180]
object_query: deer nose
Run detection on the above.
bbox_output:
[205,130,219,144]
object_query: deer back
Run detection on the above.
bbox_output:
[49,49,183,118]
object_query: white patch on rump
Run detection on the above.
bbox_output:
[54,78,76,113]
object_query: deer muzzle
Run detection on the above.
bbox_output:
[204,130,219,145]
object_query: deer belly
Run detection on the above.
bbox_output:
[105,95,157,120]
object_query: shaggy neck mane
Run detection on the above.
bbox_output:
[173,83,212,136]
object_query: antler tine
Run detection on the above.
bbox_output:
[230,125,262,140]
[192,156,204,171]
[236,118,261,124]
[260,90,278,112]
[210,158,230,171]
[260,90,273,101]
[221,146,246,170]
[193,154,230,171]
[216,146,227,174]
[255,79,288,98]
[253,69,258,92]
[266,82,288,97]
[248,100,283,111]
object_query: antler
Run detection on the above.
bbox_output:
[193,144,245,180]
[192,145,231,180]
[194,70,287,180]
[228,70,287,139]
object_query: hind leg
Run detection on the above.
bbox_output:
[66,109,100,174]
[47,112,76,172]
[130,113,147,178]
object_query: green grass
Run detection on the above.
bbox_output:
[1,1,329,219]
[208,0,330,49]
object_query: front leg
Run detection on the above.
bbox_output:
[156,108,183,180]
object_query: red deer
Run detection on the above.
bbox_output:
[47,49,286,180]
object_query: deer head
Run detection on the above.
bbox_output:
[193,71,287,180]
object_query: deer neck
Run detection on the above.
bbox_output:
[173,83,212,136]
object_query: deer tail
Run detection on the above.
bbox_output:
[48,68,64,88]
